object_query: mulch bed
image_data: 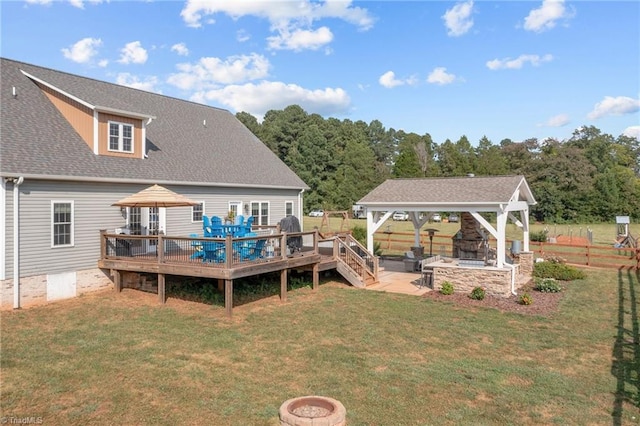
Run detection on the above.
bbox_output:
[422,280,566,317]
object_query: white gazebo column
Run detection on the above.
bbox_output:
[366,211,375,253]
[521,208,530,251]
[496,208,507,268]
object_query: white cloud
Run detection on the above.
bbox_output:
[427,67,457,85]
[118,41,148,65]
[167,54,271,90]
[180,0,374,52]
[28,0,106,8]
[442,1,474,37]
[267,26,333,51]
[622,126,640,139]
[486,54,553,70]
[540,114,570,127]
[523,0,573,33]
[237,29,250,43]
[171,43,189,56]
[115,73,160,93]
[587,96,640,120]
[378,71,418,88]
[98,59,108,67]
[191,81,350,120]
[61,37,102,64]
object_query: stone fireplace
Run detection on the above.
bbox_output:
[451,212,488,260]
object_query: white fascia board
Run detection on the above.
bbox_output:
[514,177,537,205]
[93,111,99,155]
[21,70,94,109]
[504,200,530,212]
[94,106,155,121]
[362,203,500,212]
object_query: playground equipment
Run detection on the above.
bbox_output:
[615,216,637,248]
[318,210,351,237]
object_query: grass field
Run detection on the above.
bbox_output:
[1,268,639,425]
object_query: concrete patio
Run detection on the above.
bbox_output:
[366,259,431,296]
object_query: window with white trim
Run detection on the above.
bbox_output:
[285,201,293,217]
[192,202,204,222]
[52,201,74,247]
[251,201,269,226]
[108,121,133,153]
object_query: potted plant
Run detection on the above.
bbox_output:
[225,210,235,224]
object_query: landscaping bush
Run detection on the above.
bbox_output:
[533,261,586,281]
[470,286,486,300]
[352,225,382,256]
[440,281,454,295]
[351,225,367,245]
[519,293,533,305]
[535,277,563,293]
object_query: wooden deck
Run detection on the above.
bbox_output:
[98,230,328,317]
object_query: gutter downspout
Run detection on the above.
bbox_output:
[12,176,24,309]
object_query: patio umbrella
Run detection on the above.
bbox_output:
[112,184,200,208]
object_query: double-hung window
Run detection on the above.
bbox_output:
[108,121,133,153]
[192,202,204,222]
[52,201,74,247]
[250,201,269,226]
[285,201,293,217]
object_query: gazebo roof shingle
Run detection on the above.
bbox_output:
[358,175,535,206]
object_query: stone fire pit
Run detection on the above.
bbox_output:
[279,395,346,426]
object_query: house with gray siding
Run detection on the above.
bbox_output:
[0,58,308,308]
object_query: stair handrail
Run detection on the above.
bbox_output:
[334,234,378,283]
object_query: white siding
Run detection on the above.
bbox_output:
[5,180,301,278]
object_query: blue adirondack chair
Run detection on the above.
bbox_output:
[239,238,267,261]
[202,241,225,263]
[243,216,254,234]
[205,216,225,237]
[189,233,204,259]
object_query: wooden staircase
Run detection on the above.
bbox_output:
[332,234,379,288]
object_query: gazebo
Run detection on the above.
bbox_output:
[357,175,538,296]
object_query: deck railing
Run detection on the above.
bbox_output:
[333,234,378,286]
[100,230,319,268]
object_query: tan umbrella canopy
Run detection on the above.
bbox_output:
[112,184,200,208]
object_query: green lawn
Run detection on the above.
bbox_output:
[1,268,639,425]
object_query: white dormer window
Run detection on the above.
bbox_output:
[108,121,133,153]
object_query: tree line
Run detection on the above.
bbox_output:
[236,105,640,223]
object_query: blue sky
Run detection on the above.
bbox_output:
[1,0,639,145]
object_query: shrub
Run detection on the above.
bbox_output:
[351,225,366,245]
[530,230,548,242]
[519,293,533,305]
[470,286,486,300]
[544,255,566,264]
[535,277,563,293]
[352,226,382,256]
[533,261,586,281]
[440,281,454,295]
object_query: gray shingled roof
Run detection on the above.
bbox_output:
[358,175,536,206]
[0,58,308,189]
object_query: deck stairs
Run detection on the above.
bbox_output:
[332,234,379,288]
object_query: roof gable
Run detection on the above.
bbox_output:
[358,175,536,207]
[1,58,307,190]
